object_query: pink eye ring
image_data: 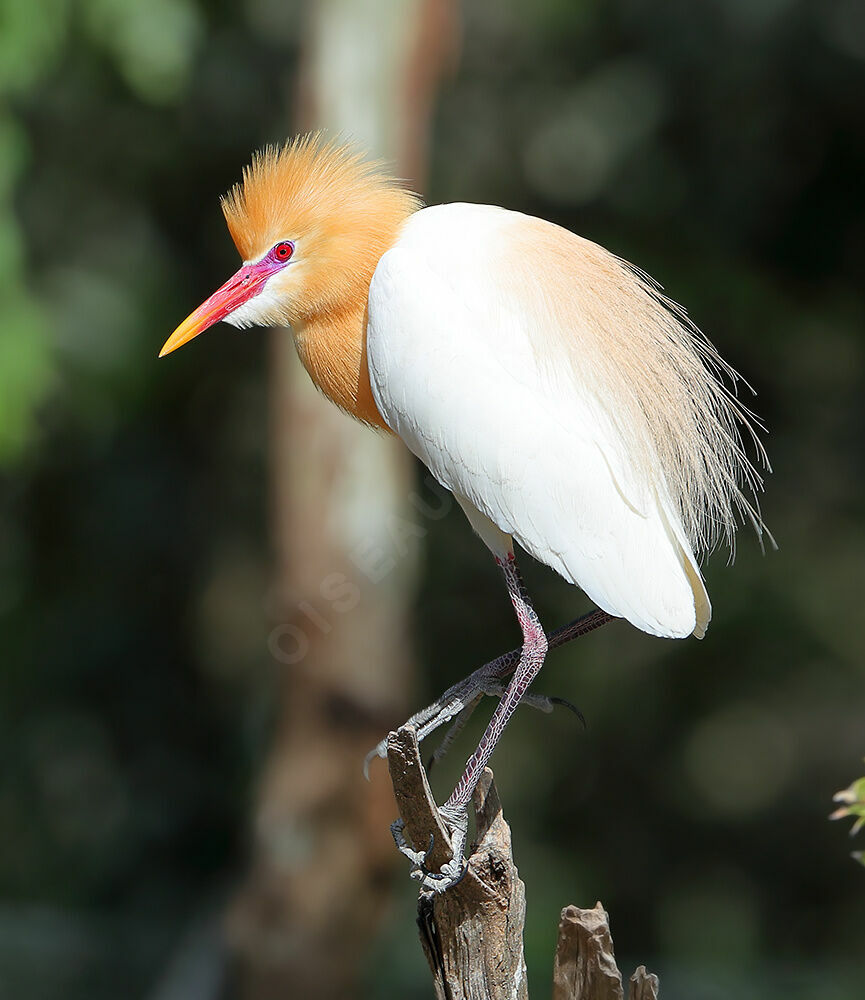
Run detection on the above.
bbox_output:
[273,241,294,261]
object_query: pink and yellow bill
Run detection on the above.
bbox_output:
[159,261,274,357]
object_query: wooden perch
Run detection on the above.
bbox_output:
[552,905,659,1000]
[387,725,528,1000]
[386,725,659,1000]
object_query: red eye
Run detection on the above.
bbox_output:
[274,241,294,261]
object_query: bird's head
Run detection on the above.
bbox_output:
[159,134,420,357]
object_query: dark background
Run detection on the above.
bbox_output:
[1,0,864,997]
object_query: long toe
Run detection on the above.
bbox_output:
[417,857,468,893]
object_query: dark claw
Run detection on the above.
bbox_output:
[413,857,468,891]
[549,695,587,729]
[447,862,468,889]
[392,813,468,892]
[434,860,468,889]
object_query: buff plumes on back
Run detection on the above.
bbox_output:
[540,234,770,556]
[218,134,768,555]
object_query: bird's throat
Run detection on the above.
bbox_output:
[293,299,388,430]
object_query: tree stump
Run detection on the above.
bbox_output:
[387,725,528,1000]
[386,725,659,1000]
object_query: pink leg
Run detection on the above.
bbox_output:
[422,605,613,758]
[366,604,612,775]
[391,553,612,891]
[444,553,549,810]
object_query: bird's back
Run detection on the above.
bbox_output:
[367,203,762,638]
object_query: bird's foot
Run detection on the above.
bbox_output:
[391,803,469,893]
[364,680,583,777]
[471,684,585,723]
[363,674,486,778]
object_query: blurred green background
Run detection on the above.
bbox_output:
[1,0,864,997]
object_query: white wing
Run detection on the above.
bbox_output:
[367,204,710,639]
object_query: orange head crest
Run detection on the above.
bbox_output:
[160,134,421,357]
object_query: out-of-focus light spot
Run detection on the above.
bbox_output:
[0,518,27,615]
[0,114,29,201]
[245,0,304,45]
[822,0,865,61]
[657,869,760,966]
[198,544,268,681]
[26,712,130,852]
[683,702,794,816]
[606,146,687,220]
[0,114,53,464]
[523,59,665,205]
[0,0,70,94]
[82,0,203,104]
[719,0,796,35]
[0,290,52,462]
[47,265,139,374]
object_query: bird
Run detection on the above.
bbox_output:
[160,133,767,890]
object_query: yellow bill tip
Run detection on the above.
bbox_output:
[160,262,271,359]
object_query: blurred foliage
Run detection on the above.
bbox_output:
[831,764,865,866]
[0,0,864,998]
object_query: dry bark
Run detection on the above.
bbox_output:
[550,904,661,1000]
[628,966,660,1000]
[552,904,624,1000]
[387,725,528,1000]
[388,726,660,1000]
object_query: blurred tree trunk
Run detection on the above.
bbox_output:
[226,2,458,998]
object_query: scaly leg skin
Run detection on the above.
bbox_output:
[391,555,612,892]
[363,647,519,779]
[426,687,584,774]
[363,603,611,778]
